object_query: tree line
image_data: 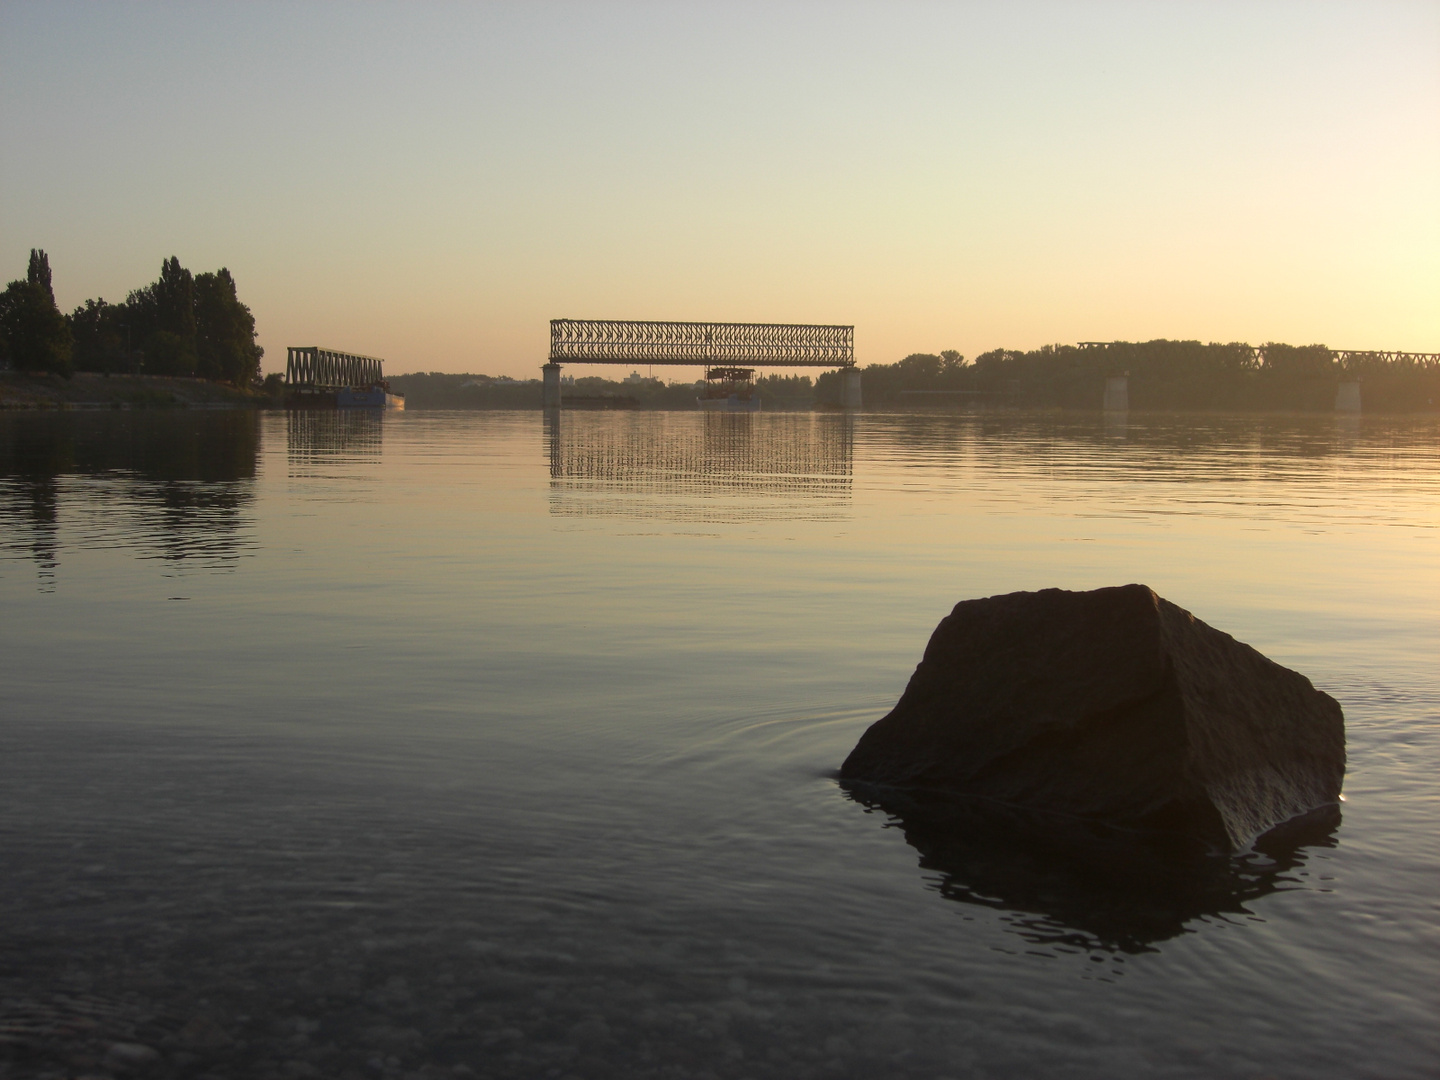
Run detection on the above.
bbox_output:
[388,371,817,410]
[815,340,1439,411]
[0,250,263,385]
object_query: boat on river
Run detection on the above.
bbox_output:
[697,366,761,412]
[337,382,405,409]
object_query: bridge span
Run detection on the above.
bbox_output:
[285,346,401,408]
[544,320,859,408]
[1077,342,1440,369]
[286,346,385,389]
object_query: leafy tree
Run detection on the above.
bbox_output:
[143,331,195,378]
[70,257,263,382]
[194,268,263,384]
[69,297,133,373]
[755,373,812,405]
[28,249,54,301]
[0,249,73,376]
[852,350,970,401]
[154,256,196,343]
[127,256,198,375]
[1261,343,1333,376]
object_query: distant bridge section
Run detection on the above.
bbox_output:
[1078,342,1439,368]
[1330,350,1440,368]
[286,346,385,389]
[549,320,854,368]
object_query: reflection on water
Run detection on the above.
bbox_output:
[845,784,1340,960]
[860,411,1440,538]
[867,410,1440,474]
[546,411,852,522]
[0,411,260,587]
[1,408,1436,1078]
[286,409,385,476]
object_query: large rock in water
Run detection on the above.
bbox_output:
[839,585,1345,851]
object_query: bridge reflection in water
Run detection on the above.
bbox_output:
[285,409,385,478]
[546,412,853,523]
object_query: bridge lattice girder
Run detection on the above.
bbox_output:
[1079,342,1439,370]
[1330,350,1440,369]
[550,320,854,368]
[286,347,385,389]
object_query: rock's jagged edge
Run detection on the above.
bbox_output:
[839,584,1345,852]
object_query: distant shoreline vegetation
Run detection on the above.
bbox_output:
[3,249,1434,412]
[394,343,1438,413]
[810,343,1440,413]
[0,249,263,386]
[387,372,817,411]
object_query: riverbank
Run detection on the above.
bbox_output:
[0,371,266,409]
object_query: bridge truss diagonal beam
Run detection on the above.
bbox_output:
[1330,350,1440,369]
[1079,341,1439,370]
[286,346,386,389]
[549,320,854,368]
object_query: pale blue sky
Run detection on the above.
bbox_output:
[3,1,1437,376]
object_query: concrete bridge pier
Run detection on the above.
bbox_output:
[1103,375,1129,412]
[543,363,563,408]
[1335,381,1361,412]
[841,368,863,409]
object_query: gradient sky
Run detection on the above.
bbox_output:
[3,1,1437,377]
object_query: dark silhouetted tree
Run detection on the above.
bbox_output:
[69,257,264,382]
[1261,343,1333,376]
[28,249,54,302]
[127,256,198,375]
[69,297,133,373]
[0,249,73,376]
[194,268,263,384]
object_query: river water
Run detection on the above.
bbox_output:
[1,409,1436,1080]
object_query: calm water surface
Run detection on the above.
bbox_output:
[1,409,1436,1080]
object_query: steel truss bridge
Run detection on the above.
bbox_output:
[286,346,386,388]
[1078,342,1439,369]
[549,320,855,368]
[1326,350,1440,368]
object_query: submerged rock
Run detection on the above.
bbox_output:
[839,585,1344,850]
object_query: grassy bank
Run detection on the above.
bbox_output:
[0,371,267,409]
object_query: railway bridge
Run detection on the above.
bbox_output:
[544,319,859,408]
[284,346,400,409]
[285,346,386,390]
